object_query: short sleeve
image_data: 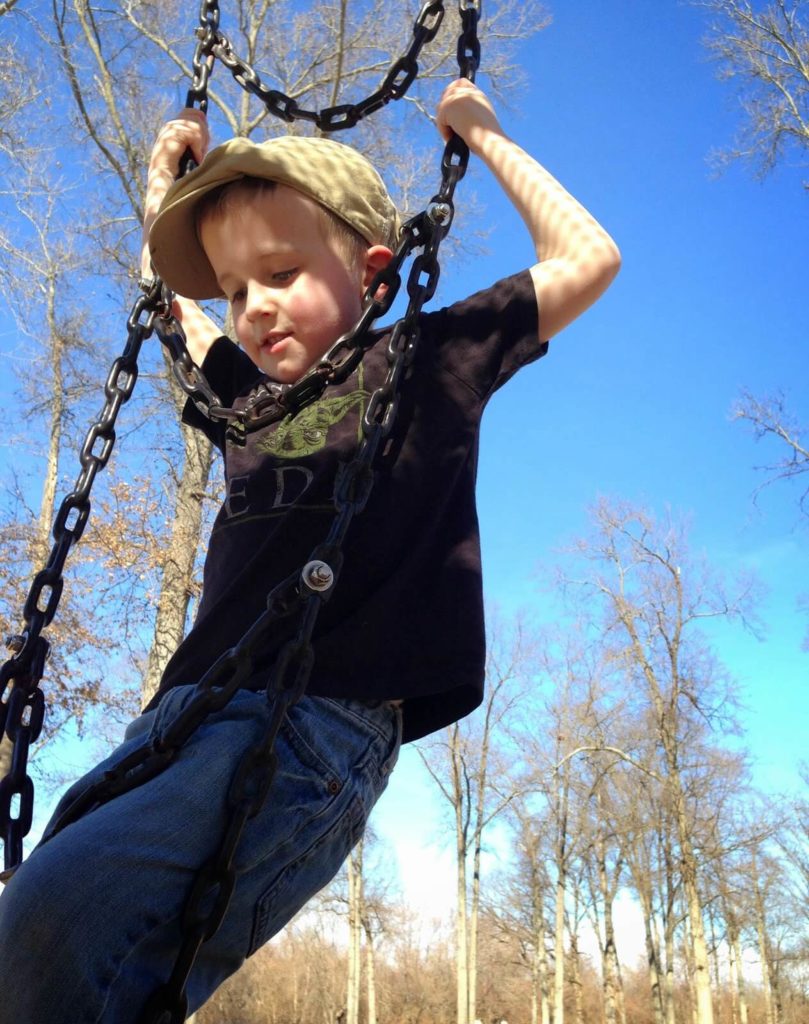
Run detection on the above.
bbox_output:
[423,270,547,400]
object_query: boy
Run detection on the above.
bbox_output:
[0,79,619,1023]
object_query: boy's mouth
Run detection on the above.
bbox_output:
[261,332,291,355]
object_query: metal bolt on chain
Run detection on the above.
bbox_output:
[5,636,24,655]
[427,201,453,225]
[301,561,335,593]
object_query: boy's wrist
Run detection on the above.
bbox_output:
[466,123,508,161]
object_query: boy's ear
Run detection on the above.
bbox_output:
[362,245,394,296]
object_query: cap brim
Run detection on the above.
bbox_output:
[149,172,241,300]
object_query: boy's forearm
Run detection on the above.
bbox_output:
[471,127,618,267]
[437,79,620,340]
[473,127,621,339]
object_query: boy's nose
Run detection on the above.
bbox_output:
[244,282,276,322]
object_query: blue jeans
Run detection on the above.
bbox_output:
[0,686,401,1024]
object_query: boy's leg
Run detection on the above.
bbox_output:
[0,686,400,1024]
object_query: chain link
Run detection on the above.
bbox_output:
[0,1,481,1018]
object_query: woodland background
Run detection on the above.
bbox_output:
[0,2,807,1024]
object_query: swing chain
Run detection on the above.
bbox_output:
[188,0,222,111]
[457,0,481,79]
[0,280,167,876]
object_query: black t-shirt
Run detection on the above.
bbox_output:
[152,271,546,742]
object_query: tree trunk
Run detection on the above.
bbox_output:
[728,919,749,1024]
[552,763,570,1024]
[454,731,469,1024]
[663,736,713,1024]
[753,864,776,1024]
[469,721,490,1024]
[530,879,550,1024]
[346,843,362,1024]
[662,929,676,1024]
[596,827,625,1024]
[640,886,665,1024]
[553,854,567,1024]
[541,931,552,1024]
[364,923,377,1024]
[35,276,64,567]
[682,923,698,1024]
[141,423,212,703]
[708,902,722,1024]
[568,930,584,1024]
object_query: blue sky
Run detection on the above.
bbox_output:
[371,0,809,923]
[457,0,807,786]
[1,1,806,879]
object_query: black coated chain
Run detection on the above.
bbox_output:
[0,0,225,880]
[0,281,169,878]
[209,0,446,133]
[0,0,480,1019]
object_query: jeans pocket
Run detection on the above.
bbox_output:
[248,791,366,956]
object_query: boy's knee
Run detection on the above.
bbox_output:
[0,848,115,1022]
[0,850,70,961]
[0,837,100,971]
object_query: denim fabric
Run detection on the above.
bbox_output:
[0,687,401,1024]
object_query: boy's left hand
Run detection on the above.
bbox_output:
[436,79,504,154]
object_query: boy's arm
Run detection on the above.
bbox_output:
[141,109,223,366]
[436,79,621,341]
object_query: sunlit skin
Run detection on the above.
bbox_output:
[199,186,392,384]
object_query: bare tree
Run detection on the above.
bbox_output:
[418,613,533,1024]
[695,0,809,187]
[561,498,759,1024]
[495,802,554,1024]
[0,10,39,156]
[732,389,809,517]
[694,0,809,575]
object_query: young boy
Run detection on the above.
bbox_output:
[0,79,619,1023]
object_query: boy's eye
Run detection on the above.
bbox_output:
[273,268,298,283]
[230,287,246,304]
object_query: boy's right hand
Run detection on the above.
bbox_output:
[142,110,223,365]
[148,108,210,183]
[142,109,210,278]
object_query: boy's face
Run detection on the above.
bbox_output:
[200,185,391,384]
